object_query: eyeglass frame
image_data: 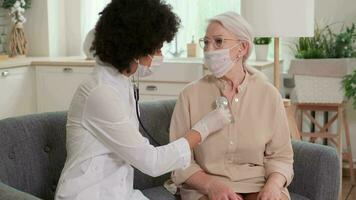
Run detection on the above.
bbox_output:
[198,37,242,50]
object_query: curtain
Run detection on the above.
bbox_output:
[163,0,241,57]
[80,0,111,42]
[77,0,240,57]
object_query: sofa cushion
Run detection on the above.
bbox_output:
[0,112,67,199]
[0,181,41,200]
[141,189,310,200]
[134,99,177,190]
[142,186,176,200]
[288,141,339,200]
[290,192,310,200]
[138,99,176,146]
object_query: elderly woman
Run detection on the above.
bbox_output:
[170,12,293,200]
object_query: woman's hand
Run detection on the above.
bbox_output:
[206,180,243,200]
[257,181,283,200]
[257,172,287,200]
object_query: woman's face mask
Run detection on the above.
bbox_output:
[204,44,241,78]
[136,55,163,77]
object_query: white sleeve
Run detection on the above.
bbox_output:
[82,85,191,177]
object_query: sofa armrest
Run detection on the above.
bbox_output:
[0,181,41,200]
[289,140,340,200]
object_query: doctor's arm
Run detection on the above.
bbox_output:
[82,86,229,177]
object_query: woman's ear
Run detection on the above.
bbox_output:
[233,41,249,59]
[240,41,249,56]
[234,41,249,60]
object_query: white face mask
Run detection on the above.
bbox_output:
[204,44,240,78]
[136,55,163,77]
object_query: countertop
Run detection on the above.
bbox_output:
[0,56,206,69]
[0,56,95,69]
[0,56,276,70]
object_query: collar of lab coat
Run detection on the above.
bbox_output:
[94,58,132,90]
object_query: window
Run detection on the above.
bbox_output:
[80,0,241,58]
[81,0,111,44]
[163,0,241,58]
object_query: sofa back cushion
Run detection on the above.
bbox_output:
[134,99,176,190]
[0,112,67,199]
[0,99,177,198]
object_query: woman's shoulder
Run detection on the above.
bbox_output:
[248,72,282,102]
[180,74,216,95]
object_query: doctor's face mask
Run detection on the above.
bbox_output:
[136,55,163,77]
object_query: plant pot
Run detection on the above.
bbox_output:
[255,45,269,61]
[288,58,356,104]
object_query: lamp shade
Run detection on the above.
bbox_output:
[241,0,315,37]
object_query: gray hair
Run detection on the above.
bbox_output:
[209,11,268,81]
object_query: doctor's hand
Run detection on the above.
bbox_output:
[206,179,243,200]
[192,108,231,142]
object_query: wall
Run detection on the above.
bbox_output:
[48,0,67,56]
[0,8,9,54]
[22,0,83,57]
[23,0,50,56]
[63,0,82,56]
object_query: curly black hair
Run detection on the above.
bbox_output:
[91,0,180,73]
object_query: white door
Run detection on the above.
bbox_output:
[36,66,93,112]
[0,66,36,119]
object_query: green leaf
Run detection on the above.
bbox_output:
[343,70,356,109]
[253,37,272,45]
[2,0,31,10]
[292,22,356,59]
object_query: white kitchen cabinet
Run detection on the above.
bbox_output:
[0,66,36,119]
[36,66,93,112]
[139,82,188,101]
[138,60,204,101]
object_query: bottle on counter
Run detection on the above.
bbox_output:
[187,35,197,57]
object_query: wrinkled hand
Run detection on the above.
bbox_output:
[192,108,232,142]
[207,180,243,200]
[257,182,283,200]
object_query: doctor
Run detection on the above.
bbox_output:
[54,0,231,200]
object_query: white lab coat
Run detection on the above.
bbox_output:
[54,63,191,200]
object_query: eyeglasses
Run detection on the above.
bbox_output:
[199,37,240,49]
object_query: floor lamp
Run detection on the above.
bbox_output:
[241,0,314,89]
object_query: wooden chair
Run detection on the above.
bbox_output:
[283,99,301,140]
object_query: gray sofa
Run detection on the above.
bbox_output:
[0,99,340,200]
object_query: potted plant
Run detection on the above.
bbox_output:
[289,23,356,104]
[343,70,356,109]
[1,0,31,57]
[253,37,271,61]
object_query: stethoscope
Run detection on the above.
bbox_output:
[131,66,234,146]
[132,74,161,146]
